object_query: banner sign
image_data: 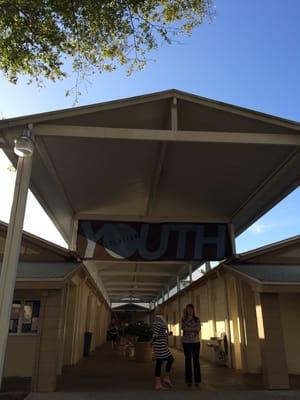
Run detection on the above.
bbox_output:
[77,220,233,262]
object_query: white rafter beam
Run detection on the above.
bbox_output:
[99,271,176,277]
[34,124,300,146]
[75,214,229,223]
[107,288,160,293]
[104,282,165,287]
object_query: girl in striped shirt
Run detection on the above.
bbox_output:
[152,315,174,390]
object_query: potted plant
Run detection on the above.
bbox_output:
[124,322,139,344]
[126,321,153,362]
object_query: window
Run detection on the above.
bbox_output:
[9,301,21,333]
[9,300,40,334]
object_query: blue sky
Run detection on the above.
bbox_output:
[0,0,299,253]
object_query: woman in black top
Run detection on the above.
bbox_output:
[108,317,119,350]
[181,304,201,387]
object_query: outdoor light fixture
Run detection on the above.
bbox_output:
[14,125,34,157]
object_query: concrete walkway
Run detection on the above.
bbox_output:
[24,344,300,400]
[55,344,262,392]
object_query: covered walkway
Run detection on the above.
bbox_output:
[56,344,261,392]
[28,345,300,400]
[1,90,300,393]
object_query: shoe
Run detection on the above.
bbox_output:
[163,379,173,388]
[155,384,169,391]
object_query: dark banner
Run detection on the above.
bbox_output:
[77,220,233,262]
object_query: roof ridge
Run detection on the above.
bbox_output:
[0,88,299,129]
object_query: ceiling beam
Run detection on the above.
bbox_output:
[232,148,300,234]
[35,124,300,146]
[111,299,152,304]
[104,282,165,287]
[75,214,229,223]
[99,271,176,277]
[110,294,155,298]
[107,288,160,293]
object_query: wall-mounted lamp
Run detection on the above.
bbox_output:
[14,125,34,157]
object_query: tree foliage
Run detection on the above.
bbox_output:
[0,0,214,96]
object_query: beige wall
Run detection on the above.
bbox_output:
[62,274,111,367]
[240,281,261,373]
[32,290,63,392]
[160,268,300,384]
[4,336,37,377]
[161,274,234,366]
[160,272,263,372]
[280,293,300,374]
[3,272,111,392]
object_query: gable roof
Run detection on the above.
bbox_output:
[0,261,80,281]
[0,89,299,131]
[0,221,73,262]
[1,90,300,304]
[236,235,300,264]
[228,264,300,284]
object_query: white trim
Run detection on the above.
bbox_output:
[107,288,160,292]
[105,282,165,287]
[99,271,176,277]
[75,214,230,223]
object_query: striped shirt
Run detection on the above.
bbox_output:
[181,317,201,343]
[152,319,172,360]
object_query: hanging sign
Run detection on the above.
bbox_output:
[77,220,233,262]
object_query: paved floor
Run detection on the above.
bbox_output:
[55,344,263,392]
[3,344,300,400]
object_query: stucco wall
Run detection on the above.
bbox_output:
[280,293,300,374]
[63,275,110,366]
[4,335,37,377]
[161,274,235,366]
[240,281,261,373]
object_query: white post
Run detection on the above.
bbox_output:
[205,262,211,272]
[0,147,33,388]
[189,264,193,284]
[177,276,180,292]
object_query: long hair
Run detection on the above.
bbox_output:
[155,314,167,327]
[183,303,197,320]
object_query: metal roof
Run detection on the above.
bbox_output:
[229,264,300,284]
[0,262,80,281]
[1,89,300,303]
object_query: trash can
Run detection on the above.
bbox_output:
[83,331,93,357]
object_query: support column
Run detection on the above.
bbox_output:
[255,292,289,389]
[0,152,33,389]
[189,264,193,284]
[177,276,181,292]
[32,290,63,392]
